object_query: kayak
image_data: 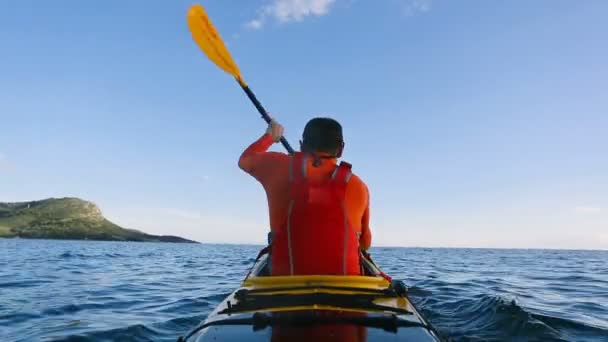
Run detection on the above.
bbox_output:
[177,251,445,341]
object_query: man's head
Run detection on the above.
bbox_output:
[300,117,345,158]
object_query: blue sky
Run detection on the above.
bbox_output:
[1,0,606,249]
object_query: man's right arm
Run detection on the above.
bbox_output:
[238,119,287,182]
[238,133,275,175]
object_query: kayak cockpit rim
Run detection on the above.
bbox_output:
[243,274,391,289]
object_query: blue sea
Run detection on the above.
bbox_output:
[1,239,606,341]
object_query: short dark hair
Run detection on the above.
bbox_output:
[301,117,344,154]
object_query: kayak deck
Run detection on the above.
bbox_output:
[178,254,444,341]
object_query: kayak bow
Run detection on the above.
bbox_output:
[178,253,445,341]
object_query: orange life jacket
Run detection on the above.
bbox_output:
[271,152,361,276]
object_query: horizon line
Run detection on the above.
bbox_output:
[2,238,606,252]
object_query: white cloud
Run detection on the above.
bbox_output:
[246,19,264,30]
[575,206,602,214]
[247,0,337,29]
[245,0,432,29]
[401,0,432,16]
[269,0,336,22]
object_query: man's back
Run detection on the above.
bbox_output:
[239,133,372,250]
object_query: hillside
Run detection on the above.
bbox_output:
[0,198,197,243]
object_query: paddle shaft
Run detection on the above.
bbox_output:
[239,82,295,155]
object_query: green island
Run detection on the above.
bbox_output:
[0,197,198,243]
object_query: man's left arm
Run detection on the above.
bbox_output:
[359,187,372,250]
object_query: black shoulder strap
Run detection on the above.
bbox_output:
[339,161,352,170]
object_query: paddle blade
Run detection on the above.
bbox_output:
[187,4,244,84]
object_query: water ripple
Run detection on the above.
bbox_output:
[0,240,606,341]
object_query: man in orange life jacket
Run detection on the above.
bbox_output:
[238,117,372,276]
